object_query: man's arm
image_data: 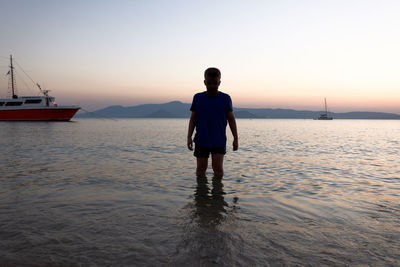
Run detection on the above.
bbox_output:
[227,110,238,151]
[187,111,196,150]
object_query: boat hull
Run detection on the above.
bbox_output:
[0,107,80,121]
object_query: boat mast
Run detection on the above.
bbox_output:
[324,97,328,116]
[9,55,17,99]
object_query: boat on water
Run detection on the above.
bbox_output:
[316,98,333,120]
[0,55,80,121]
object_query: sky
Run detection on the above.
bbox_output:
[0,0,399,113]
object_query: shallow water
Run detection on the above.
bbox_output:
[0,119,399,266]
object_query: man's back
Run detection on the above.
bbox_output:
[190,91,233,148]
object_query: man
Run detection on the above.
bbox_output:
[187,67,238,178]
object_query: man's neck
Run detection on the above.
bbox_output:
[206,89,219,96]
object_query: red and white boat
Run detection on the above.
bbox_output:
[0,55,80,121]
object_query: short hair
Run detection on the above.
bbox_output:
[204,67,221,79]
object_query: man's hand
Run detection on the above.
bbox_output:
[233,138,238,151]
[227,110,238,151]
[187,111,195,151]
[187,137,193,151]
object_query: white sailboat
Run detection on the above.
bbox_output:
[316,98,333,120]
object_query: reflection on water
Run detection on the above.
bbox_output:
[171,176,249,266]
[194,176,228,228]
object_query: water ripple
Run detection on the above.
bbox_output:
[0,119,399,266]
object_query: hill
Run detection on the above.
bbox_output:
[77,101,400,119]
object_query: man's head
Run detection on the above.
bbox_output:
[204,67,221,91]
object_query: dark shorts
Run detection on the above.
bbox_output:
[194,144,226,158]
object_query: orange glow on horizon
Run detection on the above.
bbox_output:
[56,89,399,114]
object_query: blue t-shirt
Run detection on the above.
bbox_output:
[190,91,233,148]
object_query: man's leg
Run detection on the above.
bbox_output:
[196,158,208,177]
[211,153,224,178]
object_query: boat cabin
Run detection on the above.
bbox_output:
[0,96,57,108]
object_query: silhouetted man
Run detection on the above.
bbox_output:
[187,67,238,178]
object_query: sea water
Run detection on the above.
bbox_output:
[0,119,399,266]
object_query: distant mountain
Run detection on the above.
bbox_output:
[147,109,175,118]
[78,101,191,118]
[234,110,259,118]
[77,101,400,119]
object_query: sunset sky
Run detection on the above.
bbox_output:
[0,0,399,112]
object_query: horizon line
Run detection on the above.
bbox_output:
[90,100,400,115]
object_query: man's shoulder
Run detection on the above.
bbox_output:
[218,91,231,100]
[218,91,230,97]
[194,91,206,97]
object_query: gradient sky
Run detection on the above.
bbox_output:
[0,0,399,112]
